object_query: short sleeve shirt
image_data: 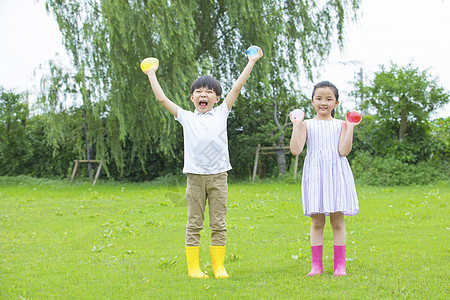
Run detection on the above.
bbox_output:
[175,101,232,174]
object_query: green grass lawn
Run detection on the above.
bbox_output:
[0,176,448,299]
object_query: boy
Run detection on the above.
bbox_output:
[144,47,263,278]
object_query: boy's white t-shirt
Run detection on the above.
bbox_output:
[175,101,232,174]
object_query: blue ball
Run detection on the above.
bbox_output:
[246,46,259,57]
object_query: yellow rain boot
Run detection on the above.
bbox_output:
[186,246,209,278]
[209,245,229,279]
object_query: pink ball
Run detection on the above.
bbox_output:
[290,109,304,121]
[346,110,362,123]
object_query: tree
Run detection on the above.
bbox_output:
[351,64,450,165]
[37,58,102,178]
[41,0,361,177]
[354,63,450,141]
[0,87,31,175]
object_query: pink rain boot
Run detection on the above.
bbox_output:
[334,245,347,276]
[307,245,323,276]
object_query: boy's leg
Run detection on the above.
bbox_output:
[185,174,208,278]
[186,174,207,246]
[207,172,229,278]
[186,246,209,278]
[207,172,228,246]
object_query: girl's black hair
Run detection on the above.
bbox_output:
[190,76,222,96]
[312,81,339,117]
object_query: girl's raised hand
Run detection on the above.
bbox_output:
[290,109,305,124]
[345,110,362,127]
[246,45,263,62]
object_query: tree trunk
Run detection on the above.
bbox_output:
[275,149,286,175]
[82,109,94,179]
[399,108,407,141]
[275,132,286,175]
[272,98,287,175]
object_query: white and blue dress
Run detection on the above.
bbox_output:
[302,119,359,217]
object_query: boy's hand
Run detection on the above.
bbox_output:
[224,46,263,110]
[247,46,263,62]
[144,61,159,75]
[140,57,159,74]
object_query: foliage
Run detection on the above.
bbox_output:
[1,178,448,298]
[228,94,304,178]
[350,115,449,164]
[21,114,81,178]
[0,88,31,175]
[40,0,361,177]
[351,151,449,186]
[348,63,449,180]
[0,89,85,178]
[353,63,450,140]
[430,117,450,161]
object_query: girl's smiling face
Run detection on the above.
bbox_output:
[311,87,339,120]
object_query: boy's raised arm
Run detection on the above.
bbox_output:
[224,46,263,110]
[145,63,179,118]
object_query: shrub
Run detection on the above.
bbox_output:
[351,152,449,186]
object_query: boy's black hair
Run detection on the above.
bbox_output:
[311,81,339,102]
[312,81,339,118]
[190,76,222,96]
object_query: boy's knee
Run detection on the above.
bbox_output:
[210,218,226,232]
[210,226,227,246]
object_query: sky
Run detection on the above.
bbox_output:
[1,0,449,118]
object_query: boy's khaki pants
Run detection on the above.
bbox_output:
[185,172,228,247]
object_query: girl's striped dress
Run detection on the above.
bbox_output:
[302,119,359,217]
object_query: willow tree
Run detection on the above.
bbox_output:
[41,0,360,176]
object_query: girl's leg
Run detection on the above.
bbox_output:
[330,212,347,276]
[308,214,325,276]
[310,213,326,246]
[330,212,346,245]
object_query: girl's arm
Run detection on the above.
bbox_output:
[224,47,263,110]
[145,64,179,118]
[290,120,307,156]
[338,119,359,156]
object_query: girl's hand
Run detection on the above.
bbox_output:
[345,110,361,127]
[290,109,305,124]
[345,115,361,127]
[248,46,263,62]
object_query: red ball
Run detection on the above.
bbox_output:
[346,110,362,123]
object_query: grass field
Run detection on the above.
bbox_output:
[0,176,448,299]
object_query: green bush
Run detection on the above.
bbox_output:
[351,152,449,186]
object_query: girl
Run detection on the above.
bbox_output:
[290,81,360,276]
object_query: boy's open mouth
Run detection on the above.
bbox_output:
[199,100,208,109]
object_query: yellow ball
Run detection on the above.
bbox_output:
[140,57,158,72]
